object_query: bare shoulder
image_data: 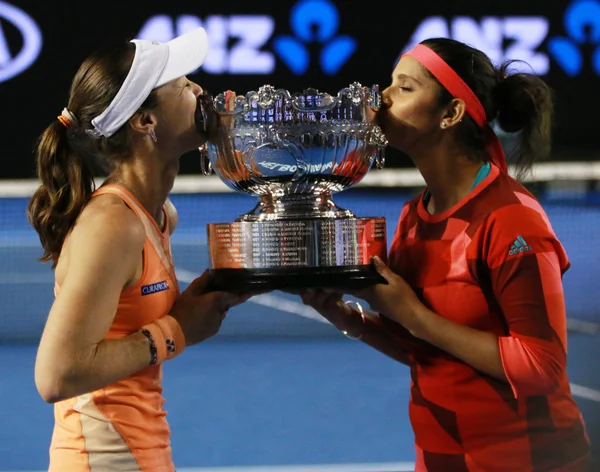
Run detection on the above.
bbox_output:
[64,194,146,269]
[79,194,145,240]
[164,197,178,234]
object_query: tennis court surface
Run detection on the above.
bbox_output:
[1,164,599,471]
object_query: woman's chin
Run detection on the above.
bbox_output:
[383,136,411,156]
[186,132,208,151]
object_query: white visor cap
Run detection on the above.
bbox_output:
[88,27,209,138]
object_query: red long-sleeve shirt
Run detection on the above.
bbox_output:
[388,163,590,471]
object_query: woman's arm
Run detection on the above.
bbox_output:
[383,205,568,398]
[34,201,151,403]
[407,306,507,381]
[341,305,412,366]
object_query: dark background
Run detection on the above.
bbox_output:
[1,0,598,178]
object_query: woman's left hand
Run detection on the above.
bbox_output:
[350,256,427,334]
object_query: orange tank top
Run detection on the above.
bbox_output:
[49,185,180,472]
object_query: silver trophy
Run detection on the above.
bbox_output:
[199,82,388,291]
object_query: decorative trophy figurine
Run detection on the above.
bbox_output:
[199,82,389,291]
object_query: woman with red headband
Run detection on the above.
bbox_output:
[296,38,591,471]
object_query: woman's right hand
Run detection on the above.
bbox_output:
[296,289,364,338]
[169,270,249,346]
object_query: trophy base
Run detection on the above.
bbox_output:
[206,216,388,292]
[208,265,387,292]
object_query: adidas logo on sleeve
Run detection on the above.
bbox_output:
[508,236,532,256]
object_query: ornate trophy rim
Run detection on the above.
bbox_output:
[210,82,385,121]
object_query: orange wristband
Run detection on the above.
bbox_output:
[142,315,186,364]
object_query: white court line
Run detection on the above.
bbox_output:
[0,238,41,248]
[570,383,600,403]
[566,317,600,335]
[0,463,415,472]
[248,292,328,324]
[0,274,52,283]
[175,268,328,325]
[175,268,600,405]
[0,235,208,249]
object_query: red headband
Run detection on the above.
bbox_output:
[402,44,507,173]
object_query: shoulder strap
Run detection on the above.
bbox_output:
[93,185,178,290]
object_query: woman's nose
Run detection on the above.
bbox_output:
[192,82,203,97]
[380,89,392,108]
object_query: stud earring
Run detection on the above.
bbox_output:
[441,122,447,128]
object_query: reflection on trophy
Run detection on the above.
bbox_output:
[200,82,389,291]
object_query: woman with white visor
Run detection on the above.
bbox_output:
[27,27,248,471]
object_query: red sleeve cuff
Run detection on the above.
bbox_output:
[498,335,563,398]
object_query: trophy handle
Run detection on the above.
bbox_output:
[375,148,386,170]
[365,84,382,111]
[369,126,387,170]
[199,144,213,176]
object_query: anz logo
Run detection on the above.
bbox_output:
[404,0,600,77]
[404,16,551,75]
[548,0,600,76]
[0,1,42,83]
[138,14,275,74]
[273,0,356,75]
[138,0,598,78]
[136,0,355,75]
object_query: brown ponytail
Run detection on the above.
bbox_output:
[25,40,160,267]
[27,120,95,266]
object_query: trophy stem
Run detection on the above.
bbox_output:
[237,192,355,221]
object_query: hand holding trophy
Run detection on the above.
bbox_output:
[196,83,389,292]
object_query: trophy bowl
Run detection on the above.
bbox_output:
[201,82,389,292]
